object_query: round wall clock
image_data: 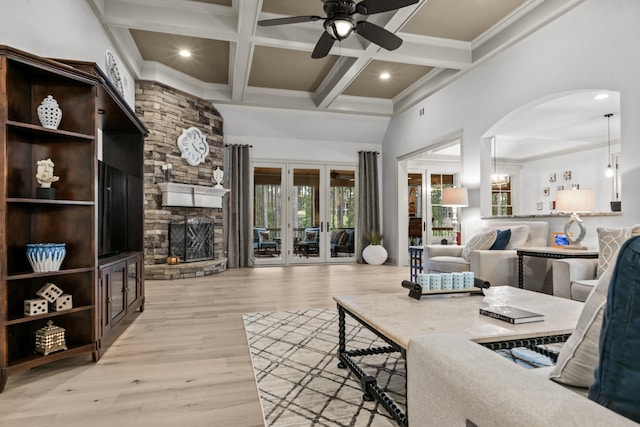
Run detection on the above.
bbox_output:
[105,50,124,95]
[177,127,210,166]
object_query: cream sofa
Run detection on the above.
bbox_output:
[407,334,637,426]
[424,221,549,290]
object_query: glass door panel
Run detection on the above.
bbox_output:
[428,173,455,244]
[408,173,423,247]
[290,166,322,263]
[328,168,356,261]
[253,165,285,265]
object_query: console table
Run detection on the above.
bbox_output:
[516,247,598,289]
[334,287,583,426]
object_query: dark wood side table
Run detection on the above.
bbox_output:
[516,247,599,289]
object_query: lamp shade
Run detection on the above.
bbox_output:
[441,187,469,207]
[556,189,594,213]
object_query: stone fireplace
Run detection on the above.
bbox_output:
[169,217,214,263]
[136,80,228,279]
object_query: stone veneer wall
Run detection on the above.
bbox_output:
[135,80,226,278]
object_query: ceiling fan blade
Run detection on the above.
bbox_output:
[258,15,322,27]
[355,21,402,51]
[311,31,336,58]
[355,0,419,15]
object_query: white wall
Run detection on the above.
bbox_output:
[519,143,620,215]
[1,0,136,106]
[217,104,386,163]
[382,0,640,263]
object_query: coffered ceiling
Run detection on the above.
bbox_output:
[89,0,582,117]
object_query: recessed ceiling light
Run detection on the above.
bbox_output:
[594,93,609,100]
[179,50,192,58]
[380,72,390,80]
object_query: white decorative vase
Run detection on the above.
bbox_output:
[362,244,388,265]
[37,95,62,129]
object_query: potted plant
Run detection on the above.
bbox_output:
[362,231,388,265]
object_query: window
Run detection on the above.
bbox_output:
[430,174,455,239]
[330,180,355,229]
[492,176,512,216]
[254,167,282,238]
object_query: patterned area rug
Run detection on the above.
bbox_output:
[243,308,405,427]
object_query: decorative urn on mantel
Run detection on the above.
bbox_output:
[157,182,229,208]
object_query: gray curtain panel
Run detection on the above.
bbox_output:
[224,144,254,268]
[357,151,381,263]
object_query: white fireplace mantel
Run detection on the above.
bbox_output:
[158,182,230,208]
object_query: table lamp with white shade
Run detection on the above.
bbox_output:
[555,189,594,250]
[441,187,469,245]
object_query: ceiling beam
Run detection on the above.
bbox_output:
[99,0,239,41]
[230,0,261,103]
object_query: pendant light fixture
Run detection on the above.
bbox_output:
[605,113,614,178]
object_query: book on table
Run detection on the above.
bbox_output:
[479,305,544,324]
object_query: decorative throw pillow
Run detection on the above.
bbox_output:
[461,230,497,261]
[332,230,343,244]
[258,230,271,242]
[504,225,530,250]
[588,236,640,423]
[596,227,632,278]
[548,260,615,388]
[490,229,511,250]
[305,231,318,242]
[338,230,350,246]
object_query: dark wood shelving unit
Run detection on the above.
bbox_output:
[0,45,148,392]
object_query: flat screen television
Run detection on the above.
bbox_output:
[98,160,129,258]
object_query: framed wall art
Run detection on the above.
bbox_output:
[552,232,570,248]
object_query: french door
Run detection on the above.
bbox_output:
[252,162,357,265]
[253,163,286,265]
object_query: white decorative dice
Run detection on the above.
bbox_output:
[36,282,63,303]
[25,298,49,316]
[51,294,73,311]
[417,273,429,291]
[463,272,475,288]
[441,273,453,290]
[430,274,442,291]
[452,272,465,289]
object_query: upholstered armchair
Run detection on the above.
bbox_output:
[552,258,598,301]
[330,228,355,256]
[425,221,549,290]
[553,225,639,301]
[301,227,320,253]
[253,227,277,254]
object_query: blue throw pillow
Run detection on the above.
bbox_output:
[490,229,511,250]
[588,235,640,422]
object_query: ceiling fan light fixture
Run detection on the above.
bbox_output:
[325,17,355,40]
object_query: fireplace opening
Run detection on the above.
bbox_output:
[169,217,214,262]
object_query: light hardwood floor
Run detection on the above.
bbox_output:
[0,264,409,427]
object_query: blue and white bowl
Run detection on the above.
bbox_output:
[26,243,66,272]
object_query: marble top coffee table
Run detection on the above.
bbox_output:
[333,286,584,427]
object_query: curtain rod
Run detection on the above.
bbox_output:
[224,144,253,147]
[358,150,380,154]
